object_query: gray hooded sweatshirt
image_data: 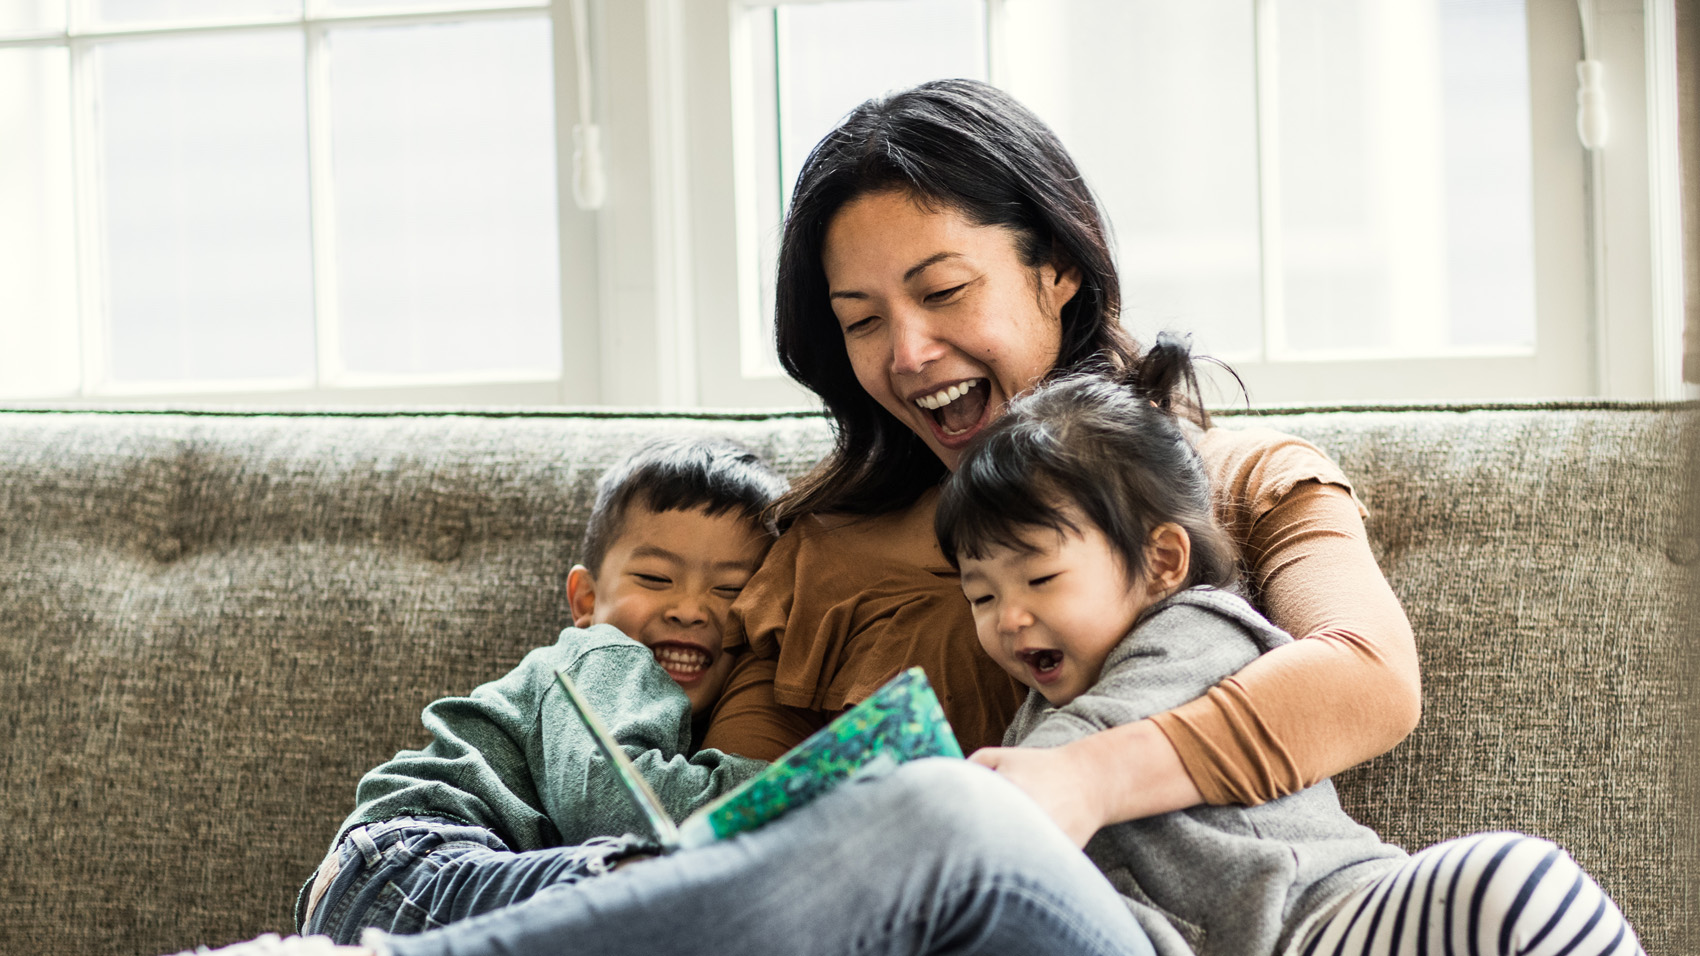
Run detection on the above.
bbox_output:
[1004,587,1407,956]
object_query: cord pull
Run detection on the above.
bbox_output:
[1576,59,1608,150]
[573,123,606,210]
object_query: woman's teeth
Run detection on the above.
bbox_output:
[653,646,710,675]
[915,379,984,411]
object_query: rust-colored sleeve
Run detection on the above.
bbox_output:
[1148,479,1421,805]
[701,653,829,761]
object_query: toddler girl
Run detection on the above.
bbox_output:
[934,339,1642,956]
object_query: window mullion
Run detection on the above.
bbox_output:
[68,34,105,397]
[1252,0,1281,366]
[304,20,340,390]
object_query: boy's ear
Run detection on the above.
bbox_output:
[1144,523,1191,598]
[566,565,598,628]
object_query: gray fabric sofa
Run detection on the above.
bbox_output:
[0,403,1694,956]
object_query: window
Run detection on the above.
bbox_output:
[675,0,1687,406]
[0,0,578,403]
[2,0,1687,408]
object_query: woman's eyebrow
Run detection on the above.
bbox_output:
[828,252,965,301]
[903,251,962,282]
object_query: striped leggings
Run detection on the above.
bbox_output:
[1297,832,1643,956]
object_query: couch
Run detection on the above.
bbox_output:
[0,402,1694,956]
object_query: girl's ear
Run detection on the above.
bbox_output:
[566,565,598,628]
[1143,523,1192,598]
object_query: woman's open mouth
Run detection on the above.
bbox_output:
[914,378,991,441]
[651,643,713,685]
[1017,648,1064,684]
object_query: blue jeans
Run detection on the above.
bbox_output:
[349,759,1155,956]
[301,818,655,943]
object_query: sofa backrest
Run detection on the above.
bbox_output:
[0,404,1693,956]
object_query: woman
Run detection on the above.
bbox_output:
[703,77,1419,845]
[237,79,1419,956]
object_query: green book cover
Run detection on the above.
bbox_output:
[676,666,963,848]
[555,665,962,852]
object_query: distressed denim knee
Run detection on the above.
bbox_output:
[305,818,509,945]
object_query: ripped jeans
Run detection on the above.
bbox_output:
[309,760,1156,956]
[298,817,654,944]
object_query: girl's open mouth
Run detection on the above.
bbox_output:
[915,379,991,442]
[1017,648,1064,683]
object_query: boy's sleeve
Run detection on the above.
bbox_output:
[537,627,769,846]
[1017,604,1265,752]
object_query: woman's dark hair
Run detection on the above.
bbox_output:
[770,78,1136,526]
[934,334,1238,592]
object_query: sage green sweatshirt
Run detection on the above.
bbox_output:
[338,625,768,851]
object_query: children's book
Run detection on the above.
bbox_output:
[555,665,963,851]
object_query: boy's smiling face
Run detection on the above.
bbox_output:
[568,505,770,715]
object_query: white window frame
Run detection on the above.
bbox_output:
[3,0,601,407]
[6,0,1689,409]
[632,0,1691,408]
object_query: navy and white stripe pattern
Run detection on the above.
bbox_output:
[1297,832,1642,956]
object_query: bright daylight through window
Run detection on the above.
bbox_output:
[0,0,561,400]
[0,0,1686,406]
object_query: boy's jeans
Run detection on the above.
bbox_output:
[299,817,653,942]
[331,759,1155,956]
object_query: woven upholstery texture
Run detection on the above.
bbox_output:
[0,405,1693,956]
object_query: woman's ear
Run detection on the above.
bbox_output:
[1039,259,1083,317]
[1143,523,1191,599]
[566,565,598,628]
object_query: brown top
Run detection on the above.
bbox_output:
[703,426,1421,806]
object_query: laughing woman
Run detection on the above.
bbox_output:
[702,79,1421,846]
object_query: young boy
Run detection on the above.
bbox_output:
[293,437,786,947]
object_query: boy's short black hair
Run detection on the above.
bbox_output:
[935,344,1237,591]
[579,437,789,577]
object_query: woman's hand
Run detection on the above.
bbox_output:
[969,743,1108,847]
[969,719,1205,848]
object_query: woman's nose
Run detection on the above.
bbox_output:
[888,311,945,375]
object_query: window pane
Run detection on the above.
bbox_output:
[0,47,79,398]
[97,31,315,385]
[776,0,987,203]
[328,17,562,379]
[323,0,541,13]
[0,0,65,36]
[1000,0,1263,362]
[1276,0,1534,355]
[755,0,985,378]
[1439,0,1535,349]
[91,0,300,28]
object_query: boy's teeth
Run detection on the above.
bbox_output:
[916,379,982,411]
[653,646,710,673]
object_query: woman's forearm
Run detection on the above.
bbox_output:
[1153,481,1420,806]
